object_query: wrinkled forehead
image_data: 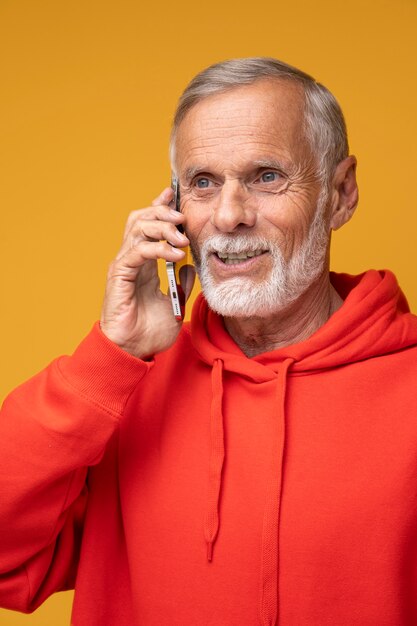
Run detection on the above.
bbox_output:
[172,79,310,172]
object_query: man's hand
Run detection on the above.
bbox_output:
[100,187,191,359]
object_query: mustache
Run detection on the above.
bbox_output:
[200,234,271,256]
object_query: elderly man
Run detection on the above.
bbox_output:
[1,57,417,626]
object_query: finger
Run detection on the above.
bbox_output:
[129,220,189,247]
[123,204,184,239]
[117,221,188,261]
[119,240,185,270]
[151,187,174,207]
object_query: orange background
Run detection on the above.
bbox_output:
[0,0,416,623]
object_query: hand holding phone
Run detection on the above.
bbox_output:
[101,186,190,359]
[166,178,195,320]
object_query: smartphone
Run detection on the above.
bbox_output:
[166,178,193,320]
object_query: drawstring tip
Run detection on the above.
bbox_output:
[207,542,213,562]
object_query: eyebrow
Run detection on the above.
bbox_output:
[183,166,207,183]
[250,158,288,171]
[182,158,288,184]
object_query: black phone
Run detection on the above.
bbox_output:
[166,178,193,320]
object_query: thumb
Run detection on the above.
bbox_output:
[179,264,196,301]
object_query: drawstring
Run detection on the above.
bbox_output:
[259,357,294,626]
[204,358,225,562]
[203,352,294,626]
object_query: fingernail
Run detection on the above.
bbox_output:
[171,246,184,255]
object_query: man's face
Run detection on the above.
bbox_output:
[173,79,331,318]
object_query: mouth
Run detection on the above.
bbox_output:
[215,249,267,265]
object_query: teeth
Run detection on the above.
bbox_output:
[217,250,265,263]
[223,258,245,265]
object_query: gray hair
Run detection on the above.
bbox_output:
[170,57,349,184]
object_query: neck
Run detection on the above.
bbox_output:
[224,272,343,358]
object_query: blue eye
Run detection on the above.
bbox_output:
[196,178,210,188]
[260,171,279,183]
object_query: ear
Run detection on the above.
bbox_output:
[329,156,359,231]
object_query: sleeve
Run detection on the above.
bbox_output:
[0,322,153,612]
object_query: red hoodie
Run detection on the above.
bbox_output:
[1,270,417,625]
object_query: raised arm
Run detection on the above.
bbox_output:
[0,188,189,611]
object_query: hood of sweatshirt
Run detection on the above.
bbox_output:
[191,269,417,377]
[187,269,417,626]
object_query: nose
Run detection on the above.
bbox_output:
[211,180,256,233]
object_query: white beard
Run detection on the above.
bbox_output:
[190,194,330,318]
